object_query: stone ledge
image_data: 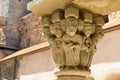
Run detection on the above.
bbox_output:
[55,70,91,77]
[27,0,120,17]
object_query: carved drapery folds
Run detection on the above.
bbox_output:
[42,4,104,80]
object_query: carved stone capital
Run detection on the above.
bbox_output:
[41,4,104,80]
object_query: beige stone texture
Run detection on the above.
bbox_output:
[27,0,120,17]
[19,13,45,48]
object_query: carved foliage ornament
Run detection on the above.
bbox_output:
[41,5,104,71]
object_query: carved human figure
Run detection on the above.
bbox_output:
[48,36,59,67]
[54,22,63,38]
[94,26,104,42]
[82,23,95,37]
[43,26,51,41]
[49,10,66,69]
[80,23,95,70]
[41,6,104,74]
[63,33,82,68]
[66,17,78,36]
[80,37,92,70]
[62,17,83,69]
[55,37,66,69]
[49,36,65,69]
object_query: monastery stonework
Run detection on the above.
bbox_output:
[41,4,104,80]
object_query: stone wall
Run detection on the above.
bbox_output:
[0,16,6,45]
[19,13,44,48]
[0,59,15,80]
[0,48,16,59]
[0,0,9,17]
[5,0,32,48]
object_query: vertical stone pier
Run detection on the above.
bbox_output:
[41,4,104,80]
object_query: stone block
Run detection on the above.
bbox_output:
[27,0,120,17]
[52,10,64,23]
[83,12,93,23]
[41,15,52,26]
[65,5,79,19]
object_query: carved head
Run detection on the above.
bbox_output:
[41,14,52,27]
[83,23,95,37]
[50,24,56,35]
[43,26,51,40]
[65,5,79,36]
[95,26,104,41]
[54,22,63,38]
[43,26,50,34]
[66,17,78,36]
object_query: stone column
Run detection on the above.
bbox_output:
[41,4,104,80]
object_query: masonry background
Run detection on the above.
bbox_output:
[0,0,9,17]
[5,0,32,48]
[18,13,44,48]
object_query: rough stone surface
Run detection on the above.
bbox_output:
[0,59,15,80]
[27,0,120,17]
[18,13,44,48]
[5,0,32,48]
[0,16,7,26]
[0,0,9,17]
[0,16,6,45]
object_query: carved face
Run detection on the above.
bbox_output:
[54,22,63,38]
[50,24,56,35]
[95,26,104,41]
[66,17,78,36]
[83,24,95,37]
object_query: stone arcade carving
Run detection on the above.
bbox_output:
[42,5,104,80]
